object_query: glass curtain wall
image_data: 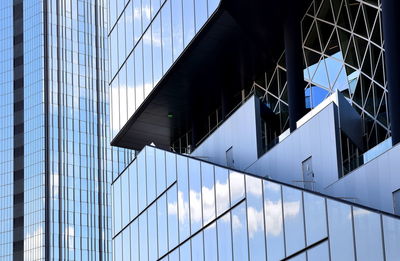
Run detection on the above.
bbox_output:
[108,0,221,138]
[112,146,400,261]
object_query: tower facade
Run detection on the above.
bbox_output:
[0,0,113,260]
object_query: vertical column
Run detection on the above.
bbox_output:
[13,1,24,260]
[382,0,400,145]
[284,0,306,132]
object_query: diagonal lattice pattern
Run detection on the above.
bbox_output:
[257,0,388,150]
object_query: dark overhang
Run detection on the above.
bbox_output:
[111,0,309,150]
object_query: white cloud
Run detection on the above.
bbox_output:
[24,226,44,261]
[247,206,265,239]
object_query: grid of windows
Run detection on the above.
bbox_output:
[0,1,14,260]
[108,0,221,138]
[113,146,400,260]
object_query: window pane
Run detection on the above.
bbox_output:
[207,0,220,16]
[232,202,249,261]
[169,248,180,261]
[161,0,173,73]
[182,0,195,47]
[204,222,217,261]
[177,155,190,241]
[134,42,144,109]
[171,0,183,60]
[327,199,355,261]
[191,232,204,261]
[201,162,215,225]
[194,0,208,32]
[139,213,148,261]
[148,204,159,261]
[166,151,177,186]
[118,67,128,127]
[158,194,168,258]
[382,215,400,260]
[114,178,122,233]
[156,149,166,196]
[146,146,156,203]
[217,212,232,261]
[115,233,122,261]
[129,162,138,219]
[121,171,130,227]
[133,0,142,42]
[143,28,153,97]
[215,167,230,216]
[168,185,179,250]
[137,151,147,212]
[125,1,134,53]
[264,181,285,261]
[152,15,163,85]
[307,241,330,261]
[142,0,151,29]
[126,56,136,116]
[246,176,266,261]
[283,187,305,256]
[230,170,245,206]
[303,192,327,245]
[130,220,139,261]
[123,229,131,261]
[189,159,202,233]
[180,241,192,261]
[353,207,384,261]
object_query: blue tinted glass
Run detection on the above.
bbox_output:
[146,146,156,203]
[189,159,202,233]
[217,212,233,261]
[138,151,147,212]
[204,222,218,261]
[177,155,190,241]
[283,187,305,256]
[232,202,249,261]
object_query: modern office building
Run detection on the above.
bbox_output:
[108,0,400,260]
[0,0,126,260]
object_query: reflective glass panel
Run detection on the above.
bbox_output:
[156,149,167,197]
[143,28,153,97]
[264,181,285,261]
[353,207,384,261]
[307,241,330,261]
[133,0,142,42]
[189,159,202,233]
[303,192,327,245]
[246,176,266,261]
[148,204,159,261]
[137,151,147,212]
[382,215,400,260]
[201,162,216,225]
[171,0,183,60]
[230,170,245,206]
[177,155,190,241]
[161,0,173,73]
[146,146,156,203]
[204,222,218,261]
[327,199,355,261]
[152,15,163,84]
[191,232,204,261]
[139,212,149,261]
[232,202,249,261]
[217,212,233,261]
[129,162,138,219]
[123,229,131,261]
[158,194,168,257]
[195,0,208,32]
[215,167,230,216]
[180,240,192,261]
[183,0,195,47]
[121,171,130,227]
[283,187,305,256]
[166,151,177,186]
[168,184,179,250]
[114,178,122,233]
[130,220,139,261]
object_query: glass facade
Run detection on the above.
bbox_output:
[108,0,221,138]
[112,146,400,260]
[0,0,122,260]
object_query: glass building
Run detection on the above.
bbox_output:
[112,146,400,260]
[0,0,126,260]
[109,0,400,260]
